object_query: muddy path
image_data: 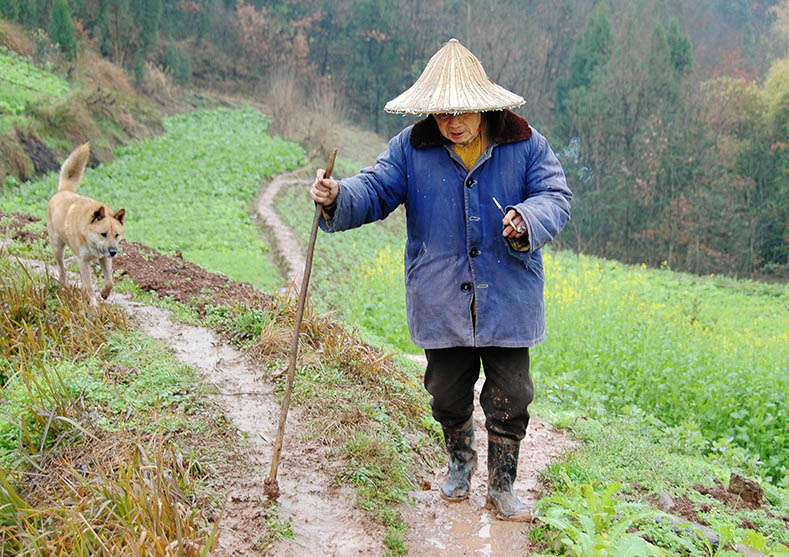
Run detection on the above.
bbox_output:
[112,294,384,556]
[256,175,580,555]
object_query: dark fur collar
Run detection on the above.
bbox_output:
[409,109,532,150]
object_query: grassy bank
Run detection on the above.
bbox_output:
[0,258,230,553]
[0,31,167,188]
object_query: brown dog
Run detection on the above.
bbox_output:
[47,143,126,304]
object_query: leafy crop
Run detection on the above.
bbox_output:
[0,46,69,115]
[535,254,788,485]
[535,479,667,556]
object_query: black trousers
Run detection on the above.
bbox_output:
[423,346,533,441]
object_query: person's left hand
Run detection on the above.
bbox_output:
[502,209,528,238]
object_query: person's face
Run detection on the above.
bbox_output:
[434,112,482,146]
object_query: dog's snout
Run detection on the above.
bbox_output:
[108,247,118,257]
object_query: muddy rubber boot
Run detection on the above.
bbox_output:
[485,434,532,521]
[440,417,477,501]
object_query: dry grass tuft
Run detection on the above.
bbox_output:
[262,69,310,142]
[28,98,100,145]
[253,289,427,422]
[139,62,175,104]
[77,51,135,96]
[251,318,292,358]
[305,83,348,159]
[0,134,32,182]
[0,260,127,375]
[1,436,219,555]
[0,261,224,554]
[116,110,152,139]
[0,20,33,56]
[261,68,348,159]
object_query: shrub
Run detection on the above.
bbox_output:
[49,0,77,61]
[162,44,191,86]
[0,0,19,23]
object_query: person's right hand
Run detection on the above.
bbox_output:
[310,168,339,207]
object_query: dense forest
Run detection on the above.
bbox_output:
[1,0,787,278]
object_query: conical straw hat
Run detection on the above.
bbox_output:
[384,38,525,115]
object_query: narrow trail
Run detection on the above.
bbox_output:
[255,173,309,292]
[256,174,581,556]
[112,295,383,556]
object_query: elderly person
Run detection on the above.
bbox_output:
[310,39,572,521]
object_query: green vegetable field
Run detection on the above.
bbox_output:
[0,46,69,118]
[1,107,306,291]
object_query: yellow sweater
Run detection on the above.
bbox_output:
[452,132,488,170]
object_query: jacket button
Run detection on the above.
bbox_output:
[461,282,472,291]
[466,178,476,188]
[469,247,480,257]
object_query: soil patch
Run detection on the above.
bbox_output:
[15,131,59,175]
[647,492,707,525]
[0,210,44,243]
[114,241,268,311]
[694,474,764,512]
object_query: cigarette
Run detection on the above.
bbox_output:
[492,197,526,234]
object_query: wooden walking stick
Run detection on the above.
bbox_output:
[264,149,337,501]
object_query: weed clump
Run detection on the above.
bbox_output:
[0,261,127,376]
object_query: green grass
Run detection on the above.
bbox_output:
[0,46,69,116]
[0,259,244,553]
[533,253,788,485]
[0,332,210,464]
[0,107,307,292]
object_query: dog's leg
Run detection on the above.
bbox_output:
[99,257,114,299]
[50,235,68,284]
[76,258,97,305]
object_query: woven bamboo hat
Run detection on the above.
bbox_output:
[384,38,525,115]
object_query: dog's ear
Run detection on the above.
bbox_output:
[91,206,106,223]
[113,208,126,225]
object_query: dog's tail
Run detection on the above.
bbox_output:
[58,142,90,193]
